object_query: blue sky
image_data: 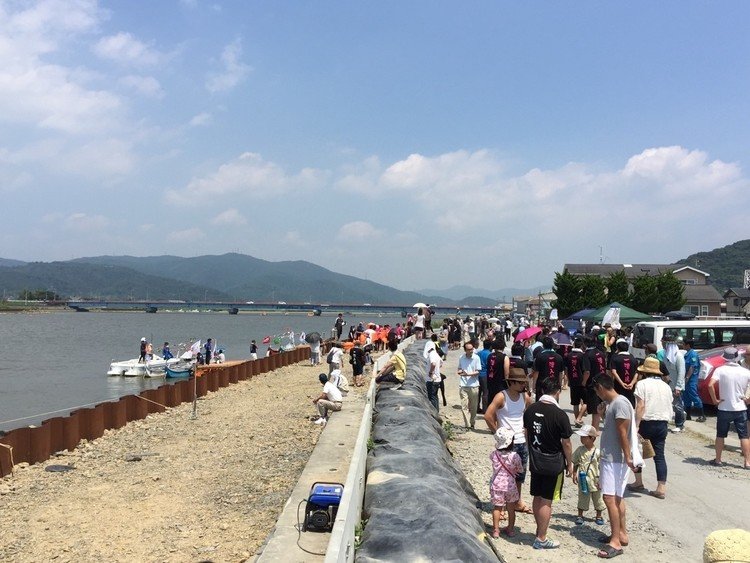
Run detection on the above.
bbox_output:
[1,1,749,291]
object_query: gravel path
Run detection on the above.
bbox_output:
[0,362,368,562]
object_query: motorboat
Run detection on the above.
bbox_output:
[165,360,196,379]
[107,355,180,377]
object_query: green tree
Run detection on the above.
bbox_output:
[580,275,608,309]
[605,270,630,304]
[551,270,581,318]
[629,275,658,314]
[654,272,686,313]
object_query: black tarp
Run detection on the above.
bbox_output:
[356,343,499,562]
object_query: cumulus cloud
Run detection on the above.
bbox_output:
[165,152,328,204]
[335,146,748,239]
[205,38,251,93]
[336,221,384,241]
[119,75,164,98]
[0,0,122,134]
[93,32,163,66]
[211,208,246,226]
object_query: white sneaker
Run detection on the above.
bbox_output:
[670,427,682,433]
[313,417,327,425]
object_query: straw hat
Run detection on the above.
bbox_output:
[637,356,663,376]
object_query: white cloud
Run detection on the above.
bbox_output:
[167,228,205,243]
[64,212,108,232]
[622,146,743,199]
[189,112,212,127]
[284,231,306,246]
[334,146,749,244]
[165,152,328,204]
[119,75,164,98]
[93,32,162,66]
[211,208,246,226]
[0,1,122,134]
[205,38,251,93]
[336,221,384,241]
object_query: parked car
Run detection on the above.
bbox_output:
[697,345,748,406]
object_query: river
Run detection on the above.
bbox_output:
[0,310,404,432]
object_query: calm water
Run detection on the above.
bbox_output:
[0,310,403,431]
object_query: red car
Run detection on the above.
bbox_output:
[697,345,748,406]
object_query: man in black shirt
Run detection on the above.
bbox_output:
[532,337,565,401]
[583,335,607,429]
[566,336,590,426]
[609,340,638,406]
[523,377,574,550]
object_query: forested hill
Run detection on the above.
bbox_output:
[676,239,750,291]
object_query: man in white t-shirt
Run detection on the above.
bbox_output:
[425,347,442,411]
[313,373,343,425]
[594,372,641,558]
[708,347,750,469]
[457,341,482,429]
[328,343,344,375]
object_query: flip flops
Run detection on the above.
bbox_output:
[649,490,666,500]
[597,545,624,558]
[626,483,646,492]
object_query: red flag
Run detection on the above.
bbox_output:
[262,336,271,344]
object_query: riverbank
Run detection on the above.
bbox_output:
[0,362,370,562]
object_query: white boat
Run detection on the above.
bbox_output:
[107,355,180,377]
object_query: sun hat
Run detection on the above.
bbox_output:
[722,347,739,361]
[141,337,146,341]
[574,424,598,438]
[494,427,515,450]
[506,367,528,382]
[637,356,663,376]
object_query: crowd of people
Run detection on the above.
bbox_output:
[370,313,750,559]
[473,318,750,558]
[262,307,748,559]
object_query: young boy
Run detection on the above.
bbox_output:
[572,424,606,526]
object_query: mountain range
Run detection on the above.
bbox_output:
[1,239,747,304]
[0,254,499,306]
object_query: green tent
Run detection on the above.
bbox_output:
[583,302,652,326]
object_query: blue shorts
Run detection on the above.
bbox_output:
[513,442,528,484]
[716,410,749,440]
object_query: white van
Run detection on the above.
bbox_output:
[631,319,750,360]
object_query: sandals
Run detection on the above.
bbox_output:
[649,490,666,499]
[626,483,646,492]
[491,529,500,539]
[709,459,724,467]
[515,503,533,514]
[598,535,628,546]
[598,545,624,558]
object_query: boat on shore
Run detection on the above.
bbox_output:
[107,356,179,377]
